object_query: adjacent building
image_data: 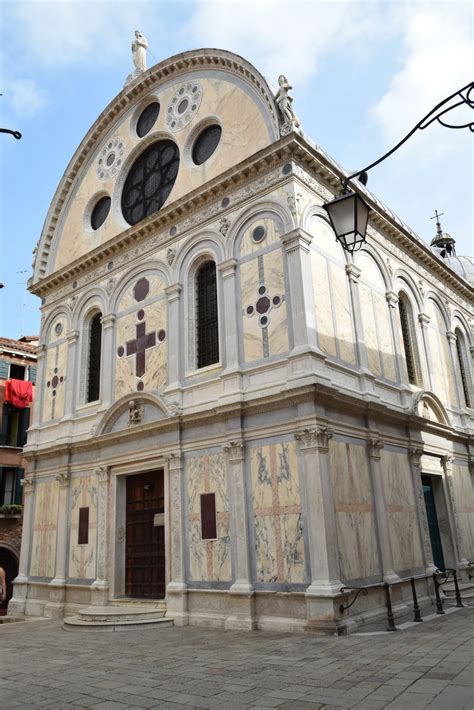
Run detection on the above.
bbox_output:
[9,49,473,632]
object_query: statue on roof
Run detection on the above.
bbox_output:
[132,30,148,72]
[275,75,301,135]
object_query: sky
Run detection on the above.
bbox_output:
[0,0,473,340]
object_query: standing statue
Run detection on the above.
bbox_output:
[275,75,301,134]
[132,30,148,72]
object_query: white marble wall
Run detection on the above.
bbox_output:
[30,480,59,578]
[68,476,98,580]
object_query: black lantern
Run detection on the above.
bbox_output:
[323,190,371,253]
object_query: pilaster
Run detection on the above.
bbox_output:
[367,436,399,583]
[164,284,182,391]
[64,330,79,417]
[346,263,377,396]
[100,315,116,408]
[30,344,46,429]
[385,290,409,400]
[218,259,239,373]
[91,465,111,605]
[165,451,188,625]
[223,440,256,630]
[442,454,469,567]
[418,313,434,391]
[45,470,71,618]
[9,477,35,615]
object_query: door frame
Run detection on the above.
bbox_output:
[420,466,457,571]
[111,459,170,600]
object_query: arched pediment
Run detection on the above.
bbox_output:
[94,392,178,436]
[413,391,451,426]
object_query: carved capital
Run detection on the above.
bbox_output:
[223,440,245,462]
[295,426,333,451]
[21,477,35,494]
[385,291,399,309]
[443,454,455,471]
[280,228,313,254]
[100,314,116,329]
[368,436,385,459]
[218,258,238,279]
[165,452,183,471]
[165,283,182,302]
[418,313,430,327]
[36,343,47,358]
[409,447,424,468]
[446,331,456,345]
[66,329,79,344]
[56,471,70,488]
[345,263,361,283]
[95,465,109,484]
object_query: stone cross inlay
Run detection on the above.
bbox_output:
[243,256,284,357]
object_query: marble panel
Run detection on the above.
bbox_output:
[117,274,166,312]
[452,464,474,559]
[329,441,379,580]
[239,218,281,257]
[186,453,231,582]
[359,283,382,376]
[374,290,396,381]
[68,476,98,580]
[30,480,59,578]
[250,441,306,584]
[381,450,423,569]
[42,342,67,422]
[312,251,337,357]
[309,218,345,264]
[331,263,356,364]
[48,317,67,343]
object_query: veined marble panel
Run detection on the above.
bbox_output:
[452,464,474,559]
[381,450,423,570]
[359,282,382,377]
[115,296,167,399]
[329,441,379,580]
[68,476,98,580]
[311,250,337,357]
[374,290,397,382]
[425,300,457,407]
[187,453,231,582]
[239,217,281,258]
[30,480,59,578]
[250,442,305,584]
[117,273,166,312]
[331,263,356,364]
[42,341,67,422]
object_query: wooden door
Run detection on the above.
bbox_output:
[126,471,165,598]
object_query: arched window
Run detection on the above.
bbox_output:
[455,328,472,407]
[87,313,102,402]
[196,261,219,368]
[398,293,421,385]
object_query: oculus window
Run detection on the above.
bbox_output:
[136,102,160,138]
[122,140,179,226]
[192,125,222,165]
[91,196,111,230]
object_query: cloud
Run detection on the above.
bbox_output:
[372,3,473,145]
[186,0,380,85]
[2,77,46,119]
[3,0,163,69]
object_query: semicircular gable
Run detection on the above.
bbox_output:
[33,49,282,284]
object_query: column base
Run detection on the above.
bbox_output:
[90,580,109,606]
[305,582,349,635]
[383,572,401,584]
[8,578,28,616]
[305,580,343,597]
[166,582,188,626]
[44,579,67,618]
[224,584,256,631]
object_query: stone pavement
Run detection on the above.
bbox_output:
[0,609,472,710]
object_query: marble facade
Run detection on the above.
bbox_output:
[11,48,472,633]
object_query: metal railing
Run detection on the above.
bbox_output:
[339,569,465,632]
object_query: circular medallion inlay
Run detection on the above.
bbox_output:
[158,329,166,342]
[166,83,202,133]
[54,322,63,336]
[137,381,144,392]
[137,309,145,321]
[51,375,59,388]
[252,226,266,244]
[96,136,126,181]
[117,346,124,357]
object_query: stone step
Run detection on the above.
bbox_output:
[443,581,474,597]
[64,615,173,632]
[77,605,166,622]
[110,598,167,610]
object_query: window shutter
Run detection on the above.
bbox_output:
[19,407,30,447]
[0,404,9,446]
[14,468,24,505]
[0,360,9,379]
[200,493,217,539]
[29,365,37,384]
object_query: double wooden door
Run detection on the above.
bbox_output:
[126,471,165,598]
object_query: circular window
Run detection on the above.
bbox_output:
[252,225,266,243]
[91,196,111,230]
[192,125,222,165]
[121,140,180,226]
[136,102,160,138]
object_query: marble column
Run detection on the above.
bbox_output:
[9,477,35,615]
[64,330,79,417]
[367,436,399,583]
[100,315,116,408]
[295,426,344,633]
[91,465,110,605]
[164,284,182,392]
[223,440,255,630]
[218,259,239,373]
[165,452,188,625]
[346,263,377,396]
[442,454,469,567]
[281,229,319,355]
[409,447,437,574]
[45,470,70,618]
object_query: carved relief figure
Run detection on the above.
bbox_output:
[128,399,143,425]
[132,31,148,72]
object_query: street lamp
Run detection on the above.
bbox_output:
[324,81,474,252]
[0,128,22,139]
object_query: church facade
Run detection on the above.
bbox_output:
[10,49,473,633]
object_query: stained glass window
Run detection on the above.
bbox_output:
[196,261,219,368]
[121,140,179,226]
[192,125,222,165]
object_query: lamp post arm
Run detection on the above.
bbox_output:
[0,128,22,140]
[342,81,473,192]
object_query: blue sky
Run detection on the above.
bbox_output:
[0,0,472,339]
